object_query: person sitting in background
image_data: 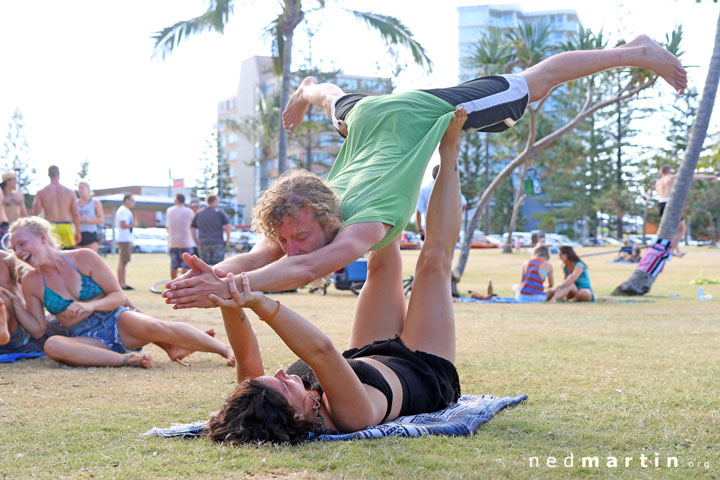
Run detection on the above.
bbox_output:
[548,246,594,302]
[617,240,634,262]
[512,245,554,303]
[11,216,236,368]
[0,250,69,353]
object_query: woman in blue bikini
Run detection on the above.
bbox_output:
[10,217,236,368]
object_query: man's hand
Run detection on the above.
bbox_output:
[440,106,466,154]
[162,253,232,309]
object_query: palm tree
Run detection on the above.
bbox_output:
[152,0,431,175]
[452,26,682,282]
[613,11,720,296]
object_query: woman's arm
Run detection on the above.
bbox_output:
[90,199,105,225]
[217,274,384,431]
[219,305,264,382]
[546,264,554,289]
[63,250,126,319]
[19,273,48,338]
[558,263,583,289]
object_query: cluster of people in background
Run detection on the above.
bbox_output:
[0,165,236,369]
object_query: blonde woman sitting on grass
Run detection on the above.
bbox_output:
[10,217,236,368]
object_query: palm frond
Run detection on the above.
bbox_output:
[464,26,514,75]
[344,9,433,71]
[152,0,233,59]
[506,20,556,68]
[262,18,284,76]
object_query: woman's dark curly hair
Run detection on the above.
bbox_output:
[207,379,315,445]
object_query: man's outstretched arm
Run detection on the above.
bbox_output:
[164,221,388,309]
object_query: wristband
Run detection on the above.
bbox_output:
[259,300,281,322]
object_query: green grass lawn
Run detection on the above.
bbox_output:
[2,247,719,479]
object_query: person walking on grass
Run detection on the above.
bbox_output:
[31,165,80,249]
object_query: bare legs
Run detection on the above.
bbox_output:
[671,221,687,257]
[282,77,347,134]
[401,107,467,363]
[117,260,128,289]
[520,35,687,102]
[347,237,406,350]
[42,312,235,368]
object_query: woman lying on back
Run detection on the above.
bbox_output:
[206,109,466,443]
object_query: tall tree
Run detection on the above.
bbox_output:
[153,0,431,175]
[1,108,36,193]
[76,159,90,184]
[613,11,720,296]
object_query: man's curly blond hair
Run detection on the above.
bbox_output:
[251,169,343,246]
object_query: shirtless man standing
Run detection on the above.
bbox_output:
[32,165,81,249]
[2,172,28,225]
[655,165,718,256]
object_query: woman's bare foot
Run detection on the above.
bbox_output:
[157,328,216,365]
[224,347,236,367]
[623,35,687,94]
[282,76,318,134]
[123,353,153,369]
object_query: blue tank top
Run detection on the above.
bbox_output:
[520,258,546,295]
[78,198,97,233]
[41,255,104,315]
[563,261,592,291]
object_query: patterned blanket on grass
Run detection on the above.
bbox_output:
[143,394,527,441]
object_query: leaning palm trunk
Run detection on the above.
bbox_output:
[613,12,720,296]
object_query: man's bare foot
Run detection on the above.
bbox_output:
[486,280,494,296]
[282,76,318,134]
[0,299,9,345]
[158,328,216,365]
[123,353,153,369]
[468,290,492,301]
[673,250,685,257]
[624,35,687,94]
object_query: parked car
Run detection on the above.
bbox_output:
[545,233,582,249]
[471,230,500,249]
[131,229,169,253]
[628,234,657,246]
[501,231,533,247]
[400,231,423,250]
[597,236,622,246]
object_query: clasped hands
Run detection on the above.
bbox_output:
[162,253,255,309]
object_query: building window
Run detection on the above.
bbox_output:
[227,133,238,144]
[228,150,238,161]
[218,103,225,114]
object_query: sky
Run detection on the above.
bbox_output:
[0,0,718,192]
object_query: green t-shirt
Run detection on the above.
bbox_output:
[327,91,455,250]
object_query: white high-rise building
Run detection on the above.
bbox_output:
[458,4,581,81]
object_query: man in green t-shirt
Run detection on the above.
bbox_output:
[163,34,686,311]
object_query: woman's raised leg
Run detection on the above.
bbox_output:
[347,238,406,349]
[400,107,466,363]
